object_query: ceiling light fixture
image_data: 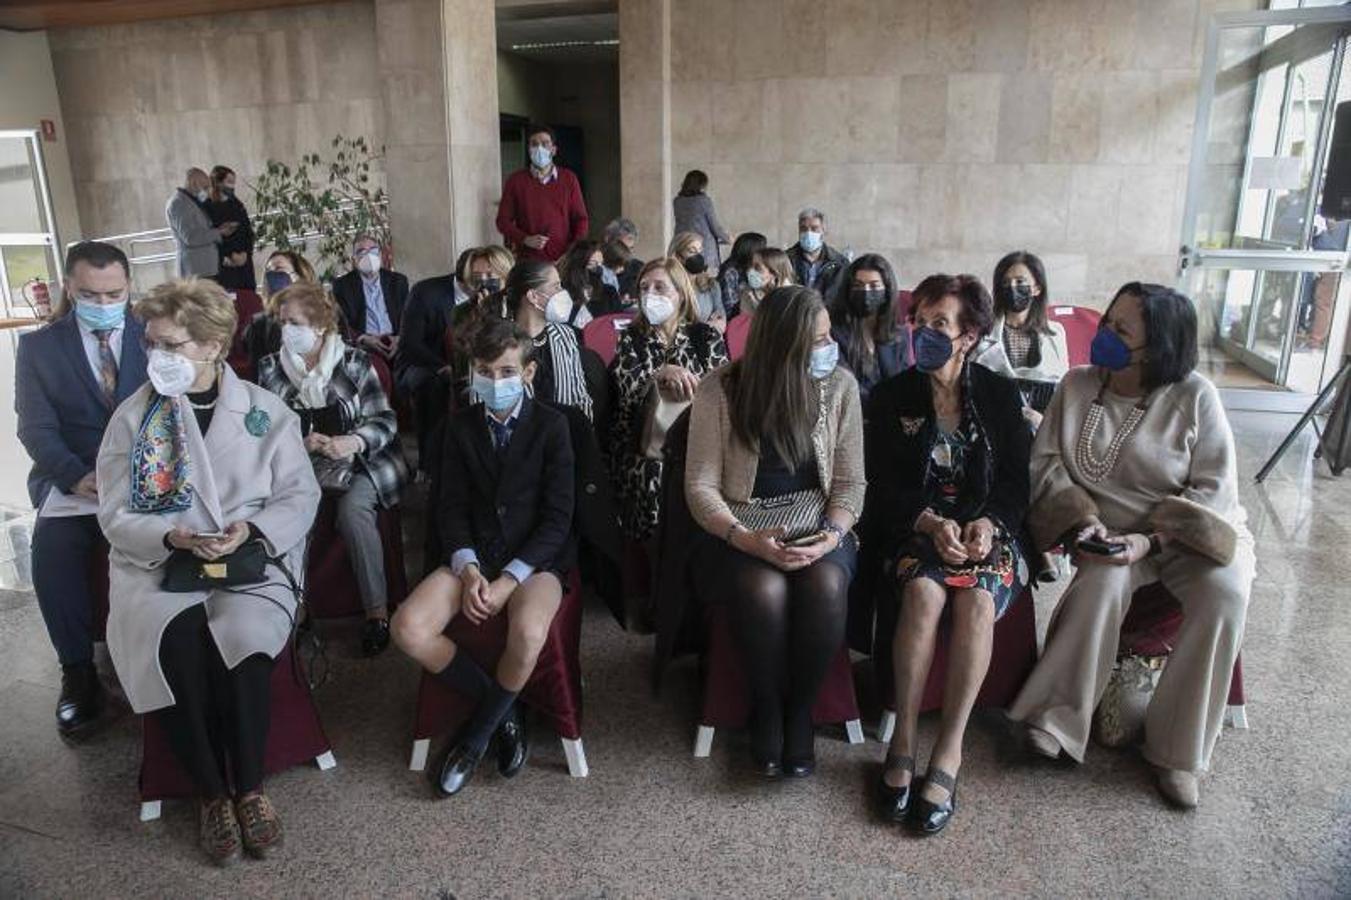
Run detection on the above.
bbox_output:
[510,39,620,50]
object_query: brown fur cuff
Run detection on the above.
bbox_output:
[1148,496,1237,566]
[1030,484,1099,551]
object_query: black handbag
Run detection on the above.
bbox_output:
[161,540,272,592]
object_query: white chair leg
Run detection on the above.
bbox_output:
[1225,704,1249,730]
[409,738,430,772]
[693,724,715,758]
[140,800,161,822]
[844,718,865,745]
[315,750,337,770]
[877,710,896,744]
[561,737,589,777]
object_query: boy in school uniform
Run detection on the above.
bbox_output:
[392,317,576,797]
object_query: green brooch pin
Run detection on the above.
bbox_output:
[244,406,271,437]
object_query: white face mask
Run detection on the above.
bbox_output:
[281,322,320,356]
[194,188,209,203]
[356,249,381,275]
[543,288,573,324]
[147,348,201,398]
[642,292,676,326]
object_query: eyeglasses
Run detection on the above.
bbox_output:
[141,336,195,354]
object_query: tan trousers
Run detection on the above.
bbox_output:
[1008,543,1254,773]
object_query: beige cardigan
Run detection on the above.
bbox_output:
[684,365,866,536]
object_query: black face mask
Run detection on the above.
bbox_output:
[478,276,502,294]
[999,282,1035,313]
[847,285,887,317]
[683,252,707,275]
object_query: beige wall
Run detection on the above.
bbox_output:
[0,30,82,249]
[625,0,1262,305]
[443,0,504,256]
[49,1,386,247]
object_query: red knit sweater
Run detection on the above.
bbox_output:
[495,167,590,262]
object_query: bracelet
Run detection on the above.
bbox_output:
[724,521,742,544]
[820,520,846,543]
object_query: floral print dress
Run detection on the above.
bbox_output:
[609,322,728,540]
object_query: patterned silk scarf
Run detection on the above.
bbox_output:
[129,392,194,513]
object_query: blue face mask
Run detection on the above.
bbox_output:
[529,145,553,169]
[74,298,127,331]
[809,340,839,379]
[264,270,293,295]
[913,326,956,373]
[1090,327,1135,371]
[473,373,524,414]
[799,230,824,253]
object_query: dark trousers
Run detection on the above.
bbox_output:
[157,605,274,798]
[31,513,103,667]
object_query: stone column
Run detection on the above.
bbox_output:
[618,0,671,260]
[442,0,502,253]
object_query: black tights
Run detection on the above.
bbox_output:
[157,605,274,799]
[698,544,849,762]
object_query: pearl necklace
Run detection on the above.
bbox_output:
[1074,389,1148,482]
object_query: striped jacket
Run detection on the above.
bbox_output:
[257,346,409,507]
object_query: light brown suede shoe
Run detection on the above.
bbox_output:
[235,791,284,859]
[1154,767,1200,809]
[1025,725,1062,760]
[199,797,242,867]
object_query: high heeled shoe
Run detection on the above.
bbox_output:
[907,768,958,836]
[875,753,915,823]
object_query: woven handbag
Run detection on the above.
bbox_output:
[726,488,826,541]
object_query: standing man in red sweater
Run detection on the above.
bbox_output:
[496,124,590,263]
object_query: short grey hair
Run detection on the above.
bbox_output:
[603,217,639,243]
[797,207,826,225]
[351,233,381,252]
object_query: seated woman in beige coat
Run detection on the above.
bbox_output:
[685,286,865,778]
[1007,282,1254,809]
[97,278,319,866]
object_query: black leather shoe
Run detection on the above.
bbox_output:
[908,769,958,836]
[495,705,530,778]
[433,742,483,798]
[877,753,915,823]
[783,755,816,778]
[750,756,783,778]
[360,618,390,657]
[56,663,102,736]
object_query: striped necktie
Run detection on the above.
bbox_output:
[92,329,118,405]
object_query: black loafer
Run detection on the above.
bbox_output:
[750,755,783,778]
[56,663,102,737]
[783,756,816,778]
[361,618,390,657]
[433,742,482,798]
[908,769,958,836]
[877,753,915,823]
[495,705,530,778]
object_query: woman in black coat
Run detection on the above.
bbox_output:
[865,274,1031,836]
[205,166,256,292]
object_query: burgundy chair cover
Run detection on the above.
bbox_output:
[1122,582,1245,707]
[724,313,752,362]
[140,643,331,801]
[874,587,1039,714]
[699,603,860,727]
[581,313,635,367]
[303,496,408,620]
[226,289,265,381]
[1048,305,1103,367]
[413,571,584,742]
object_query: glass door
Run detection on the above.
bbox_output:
[0,128,63,322]
[1179,5,1351,403]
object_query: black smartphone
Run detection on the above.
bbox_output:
[1078,536,1126,556]
[782,531,828,548]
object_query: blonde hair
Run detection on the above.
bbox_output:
[667,231,715,292]
[753,247,795,288]
[460,244,514,283]
[134,278,237,360]
[273,281,340,335]
[631,256,698,336]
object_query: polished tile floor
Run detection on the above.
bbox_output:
[2,410,1349,898]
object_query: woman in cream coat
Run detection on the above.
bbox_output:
[97,278,319,866]
[1007,282,1254,810]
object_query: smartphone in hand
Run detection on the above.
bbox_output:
[1077,536,1126,556]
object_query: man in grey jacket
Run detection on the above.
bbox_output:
[165,168,237,278]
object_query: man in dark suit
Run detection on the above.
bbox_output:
[331,233,409,362]
[16,241,149,736]
[391,318,574,798]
